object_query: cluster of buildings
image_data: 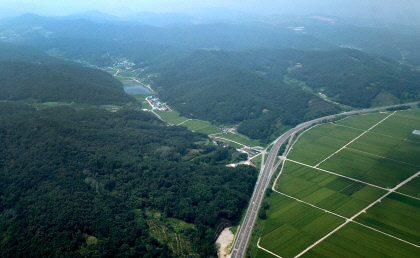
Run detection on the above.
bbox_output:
[221,127,236,134]
[112,59,135,69]
[146,96,170,111]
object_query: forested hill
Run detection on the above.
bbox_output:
[0,103,257,257]
[154,50,339,142]
[214,48,420,108]
[287,49,420,107]
[0,62,134,105]
[0,42,59,64]
[152,48,420,140]
[0,13,335,51]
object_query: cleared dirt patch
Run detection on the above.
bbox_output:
[216,227,234,257]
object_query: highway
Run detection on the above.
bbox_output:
[230,102,419,258]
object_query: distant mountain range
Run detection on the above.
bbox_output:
[2,12,420,64]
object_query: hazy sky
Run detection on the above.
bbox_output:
[2,0,420,24]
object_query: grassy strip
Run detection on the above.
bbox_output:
[155,110,189,125]
[182,120,221,135]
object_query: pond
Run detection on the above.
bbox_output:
[123,81,152,94]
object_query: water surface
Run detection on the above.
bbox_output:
[123,81,152,94]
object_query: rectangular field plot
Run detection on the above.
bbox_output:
[406,133,420,143]
[181,120,221,135]
[277,161,386,217]
[334,112,389,130]
[319,148,418,188]
[155,110,188,125]
[386,140,420,167]
[304,223,420,258]
[394,108,420,119]
[347,132,402,156]
[370,113,420,139]
[259,194,344,258]
[355,193,420,246]
[318,148,381,179]
[259,111,420,258]
[256,248,275,258]
[288,125,361,166]
[398,176,420,198]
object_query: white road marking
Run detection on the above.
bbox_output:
[177,119,192,126]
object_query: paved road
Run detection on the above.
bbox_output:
[230,102,419,258]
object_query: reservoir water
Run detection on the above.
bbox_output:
[123,81,152,94]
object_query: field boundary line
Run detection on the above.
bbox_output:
[208,132,224,136]
[272,189,420,249]
[352,220,420,248]
[256,238,283,258]
[333,123,418,143]
[332,123,368,132]
[295,170,420,257]
[289,158,420,204]
[250,152,263,160]
[315,112,396,167]
[395,114,420,121]
[395,191,420,201]
[287,159,388,191]
[272,189,348,219]
[346,147,420,168]
[286,124,319,158]
[177,119,192,126]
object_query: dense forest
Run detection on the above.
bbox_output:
[153,50,338,141]
[0,102,257,257]
[204,48,420,107]
[0,62,134,104]
[0,42,60,64]
[28,38,187,68]
[152,48,420,141]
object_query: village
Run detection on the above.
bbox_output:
[146,96,171,111]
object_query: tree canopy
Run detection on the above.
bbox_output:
[0,103,257,257]
[0,62,135,105]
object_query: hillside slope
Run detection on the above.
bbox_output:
[154,50,338,141]
[0,42,59,63]
[0,103,257,257]
[212,48,420,107]
[153,48,420,141]
[0,62,134,104]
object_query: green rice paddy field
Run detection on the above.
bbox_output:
[256,109,420,257]
[181,119,221,135]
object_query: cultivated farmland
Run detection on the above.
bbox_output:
[255,110,420,258]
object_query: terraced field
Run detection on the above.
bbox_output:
[255,109,420,257]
